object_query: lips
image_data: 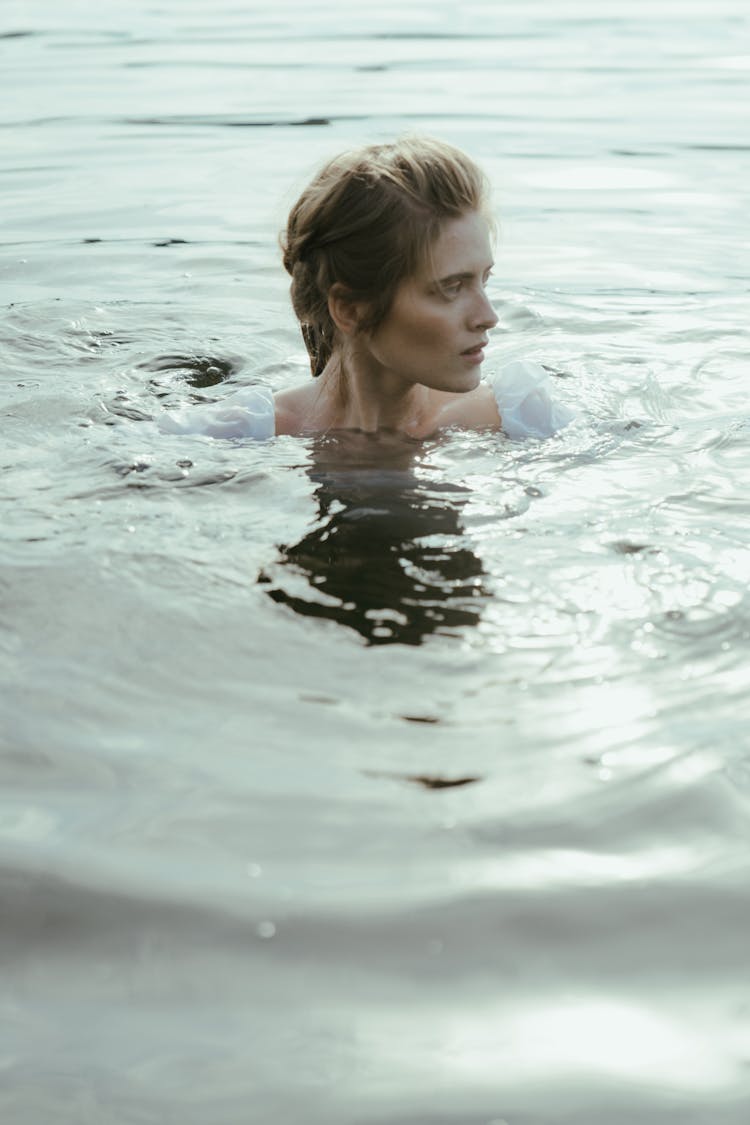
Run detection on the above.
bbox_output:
[461,339,489,356]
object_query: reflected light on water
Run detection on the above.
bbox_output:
[529,673,663,753]
[522,165,675,191]
[713,54,750,69]
[0,806,58,843]
[444,998,743,1090]
[464,842,707,891]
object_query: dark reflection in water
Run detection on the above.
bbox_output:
[258,431,489,645]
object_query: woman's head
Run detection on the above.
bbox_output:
[281,136,492,376]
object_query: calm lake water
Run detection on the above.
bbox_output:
[2,1,750,1122]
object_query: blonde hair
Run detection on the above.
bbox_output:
[281,136,491,377]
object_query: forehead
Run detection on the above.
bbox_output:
[427,211,493,277]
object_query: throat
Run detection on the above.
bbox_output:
[322,357,432,437]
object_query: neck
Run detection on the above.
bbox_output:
[318,346,430,437]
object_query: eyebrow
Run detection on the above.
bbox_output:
[436,264,494,285]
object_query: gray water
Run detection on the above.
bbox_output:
[2,2,750,1122]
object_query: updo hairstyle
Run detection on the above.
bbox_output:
[281,137,490,377]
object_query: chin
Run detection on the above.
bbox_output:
[452,369,482,394]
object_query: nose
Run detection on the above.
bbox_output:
[471,287,499,332]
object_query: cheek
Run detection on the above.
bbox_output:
[372,289,457,363]
[394,305,453,351]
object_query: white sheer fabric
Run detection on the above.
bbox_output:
[155,360,573,442]
[157,385,275,441]
[487,359,574,440]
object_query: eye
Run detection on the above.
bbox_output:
[440,280,463,299]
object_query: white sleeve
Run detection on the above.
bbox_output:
[485,360,574,440]
[157,385,275,441]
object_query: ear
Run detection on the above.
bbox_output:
[327,283,366,337]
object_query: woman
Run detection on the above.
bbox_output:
[159,137,572,442]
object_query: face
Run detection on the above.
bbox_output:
[362,210,499,394]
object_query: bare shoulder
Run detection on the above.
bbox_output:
[273,382,319,436]
[434,380,501,432]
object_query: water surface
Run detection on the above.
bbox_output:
[2,2,750,1122]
